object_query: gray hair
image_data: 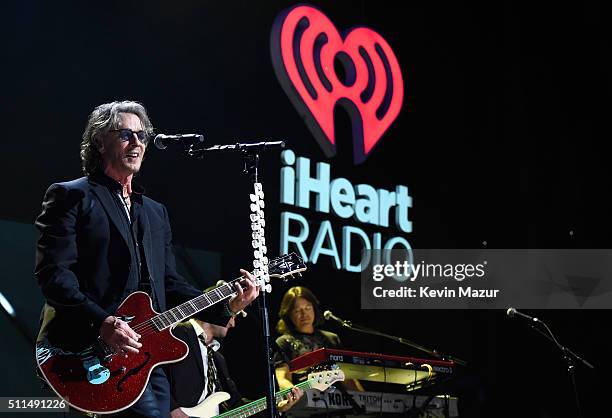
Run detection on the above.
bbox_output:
[80,101,154,175]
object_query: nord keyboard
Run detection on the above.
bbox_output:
[289,348,455,387]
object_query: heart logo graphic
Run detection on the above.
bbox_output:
[271,5,404,164]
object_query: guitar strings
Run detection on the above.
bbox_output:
[118,257,287,338]
[216,376,315,417]
[129,277,243,335]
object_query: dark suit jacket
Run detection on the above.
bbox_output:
[35,174,228,351]
[166,322,241,412]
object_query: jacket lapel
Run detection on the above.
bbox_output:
[89,178,130,247]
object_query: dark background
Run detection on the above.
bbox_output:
[1,1,608,417]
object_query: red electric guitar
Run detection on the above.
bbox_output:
[35,253,306,415]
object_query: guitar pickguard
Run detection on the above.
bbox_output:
[81,349,111,385]
[36,340,66,366]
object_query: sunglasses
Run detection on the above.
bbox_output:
[110,129,148,144]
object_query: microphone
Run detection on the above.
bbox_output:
[153,133,204,150]
[506,307,539,322]
[323,310,350,327]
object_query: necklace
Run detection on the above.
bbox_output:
[120,193,131,219]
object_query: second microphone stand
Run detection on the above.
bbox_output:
[521,315,594,418]
[333,317,467,367]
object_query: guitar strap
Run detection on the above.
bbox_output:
[209,349,242,411]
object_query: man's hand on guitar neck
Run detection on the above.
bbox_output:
[99,316,142,354]
[278,386,304,412]
[228,270,260,314]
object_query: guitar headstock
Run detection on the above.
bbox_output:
[268,253,307,280]
[308,369,345,392]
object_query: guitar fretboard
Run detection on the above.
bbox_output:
[216,379,316,418]
[151,278,242,330]
[150,256,289,330]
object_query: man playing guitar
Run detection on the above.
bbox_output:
[34,101,259,417]
[167,311,303,418]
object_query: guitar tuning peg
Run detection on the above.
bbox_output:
[264,284,272,293]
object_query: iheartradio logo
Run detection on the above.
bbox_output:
[271,5,404,164]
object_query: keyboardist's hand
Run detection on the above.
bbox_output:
[278,386,303,412]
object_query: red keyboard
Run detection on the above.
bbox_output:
[289,348,455,386]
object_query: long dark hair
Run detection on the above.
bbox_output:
[276,286,324,335]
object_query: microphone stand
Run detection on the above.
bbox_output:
[521,317,594,418]
[185,139,285,418]
[333,318,467,367]
[187,141,285,158]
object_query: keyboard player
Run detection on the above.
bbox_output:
[274,286,363,391]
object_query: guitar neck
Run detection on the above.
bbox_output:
[216,379,315,418]
[151,254,303,331]
[152,276,245,330]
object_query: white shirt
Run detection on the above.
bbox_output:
[189,319,222,408]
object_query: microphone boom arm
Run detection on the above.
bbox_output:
[348,323,467,366]
[187,141,285,158]
[325,311,467,366]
